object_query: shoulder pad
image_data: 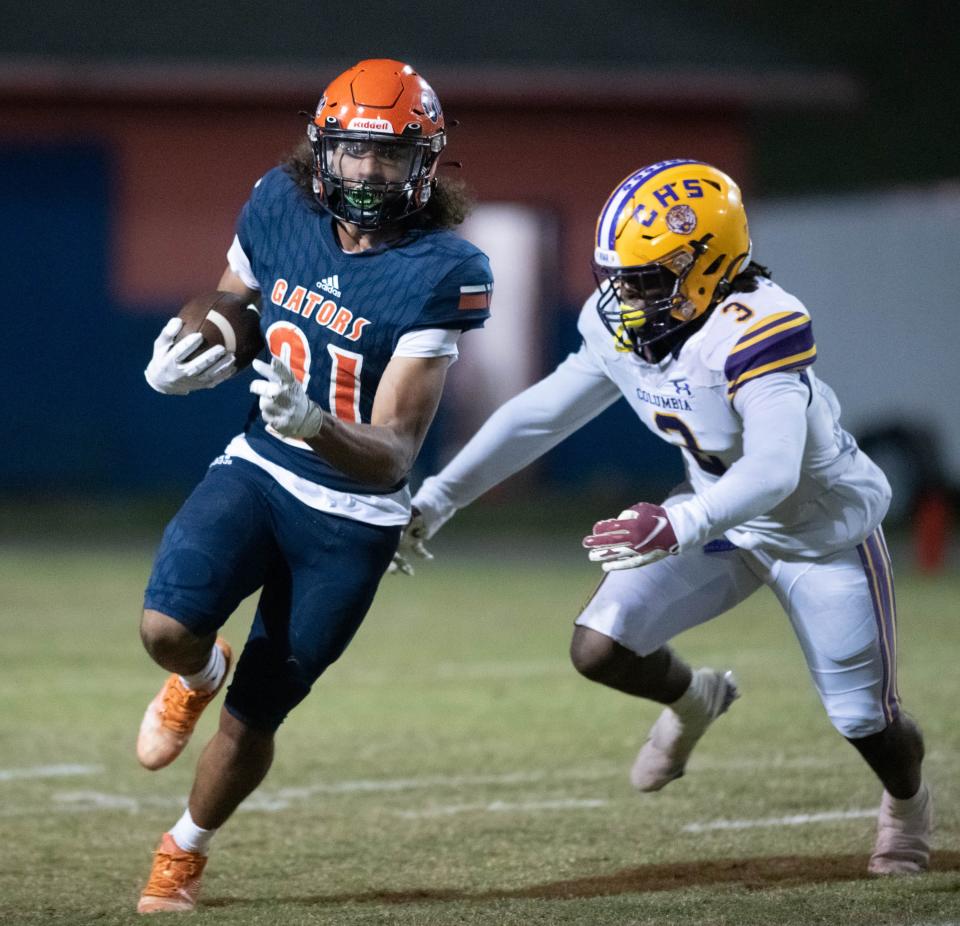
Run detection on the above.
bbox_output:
[408,249,493,332]
[706,281,817,396]
[697,281,808,363]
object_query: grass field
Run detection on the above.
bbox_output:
[1,539,958,925]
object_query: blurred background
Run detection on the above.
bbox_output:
[1,0,957,568]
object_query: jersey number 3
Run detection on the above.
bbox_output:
[266,322,362,423]
[654,413,727,477]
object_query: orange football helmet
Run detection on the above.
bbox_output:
[307,59,447,228]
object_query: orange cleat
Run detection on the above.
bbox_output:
[137,832,208,914]
[137,637,232,771]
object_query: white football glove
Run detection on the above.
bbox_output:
[144,317,237,395]
[388,509,434,576]
[249,357,325,439]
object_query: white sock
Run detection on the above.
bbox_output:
[180,643,226,692]
[889,781,928,815]
[169,809,217,856]
[670,670,708,720]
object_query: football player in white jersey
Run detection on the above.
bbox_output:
[396,160,932,876]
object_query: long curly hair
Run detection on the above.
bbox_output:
[281,139,474,230]
[729,260,773,293]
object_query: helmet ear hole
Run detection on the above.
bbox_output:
[703,254,725,276]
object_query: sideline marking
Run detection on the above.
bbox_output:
[0,764,104,782]
[338,660,567,684]
[683,808,878,833]
[394,798,608,819]
[54,791,143,812]
[240,767,616,810]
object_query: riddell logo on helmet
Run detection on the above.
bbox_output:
[347,117,393,132]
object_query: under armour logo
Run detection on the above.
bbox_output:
[670,379,692,396]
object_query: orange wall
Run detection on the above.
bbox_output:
[0,98,749,307]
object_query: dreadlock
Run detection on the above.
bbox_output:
[729,260,773,294]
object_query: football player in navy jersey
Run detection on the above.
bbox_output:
[135,59,493,914]
[398,161,932,877]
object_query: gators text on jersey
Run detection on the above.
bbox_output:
[225,165,492,518]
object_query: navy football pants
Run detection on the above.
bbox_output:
[144,459,400,730]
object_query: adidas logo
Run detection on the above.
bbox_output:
[316,274,341,297]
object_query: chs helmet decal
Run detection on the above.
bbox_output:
[592,161,751,353]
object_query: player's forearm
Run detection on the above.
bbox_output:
[305,419,417,489]
[668,452,802,549]
[415,407,570,521]
[414,358,620,525]
[667,374,808,549]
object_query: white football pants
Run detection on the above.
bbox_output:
[575,529,899,738]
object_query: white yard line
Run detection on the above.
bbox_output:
[0,761,902,834]
[336,660,567,684]
[0,791,183,818]
[238,769,609,811]
[394,798,608,819]
[0,764,104,782]
[683,808,878,833]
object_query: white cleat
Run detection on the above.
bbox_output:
[868,782,933,875]
[630,668,739,792]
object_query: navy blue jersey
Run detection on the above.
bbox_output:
[236,167,492,494]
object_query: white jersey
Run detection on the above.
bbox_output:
[575,279,890,558]
[414,278,890,560]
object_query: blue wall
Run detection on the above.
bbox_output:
[1,144,254,494]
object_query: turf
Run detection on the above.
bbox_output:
[1,541,957,925]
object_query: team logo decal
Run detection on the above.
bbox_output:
[421,88,442,122]
[665,204,698,234]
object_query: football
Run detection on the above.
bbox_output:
[175,291,265,370]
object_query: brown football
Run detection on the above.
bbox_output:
[175,291,265,370]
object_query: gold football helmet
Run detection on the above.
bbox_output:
[593,160,751,352]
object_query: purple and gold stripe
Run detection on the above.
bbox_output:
[730,311,808,352]
[596,159,702,251]
[856,528,901,724]
[725,314,816,396]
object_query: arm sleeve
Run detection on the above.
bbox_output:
[227,235,261,290]
[393,328,461,362]
[666,372,810,550]
[232,173,272,292]
[413,343,622,534]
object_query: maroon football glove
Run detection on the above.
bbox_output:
[582,502,680,571]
